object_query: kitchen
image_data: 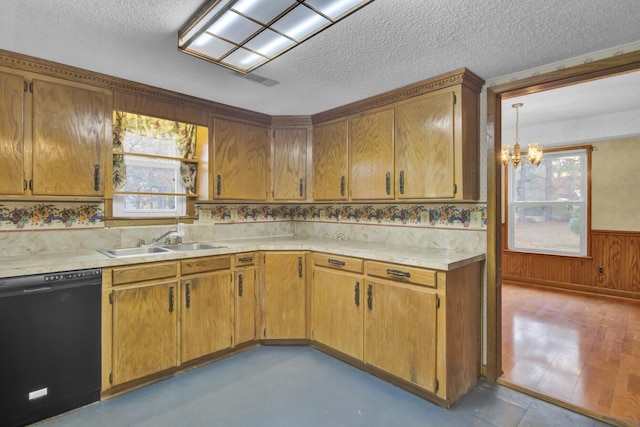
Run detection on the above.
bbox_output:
[1,1,640,426]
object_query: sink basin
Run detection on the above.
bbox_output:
[98,246,173,258]
[160,242,225,251]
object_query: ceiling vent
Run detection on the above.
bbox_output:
[231,70,279,87]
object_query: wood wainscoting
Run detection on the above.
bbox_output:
[503,229,640,300]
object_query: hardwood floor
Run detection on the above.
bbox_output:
[501,281,640,426]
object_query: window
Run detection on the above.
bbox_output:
[112,112,198,218]
[507,147,589,256]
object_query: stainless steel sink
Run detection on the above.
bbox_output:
[98,246,173,258]
[160,242,224,251]
[98,242,225,258]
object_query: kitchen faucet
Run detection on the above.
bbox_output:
[139,229,181,246]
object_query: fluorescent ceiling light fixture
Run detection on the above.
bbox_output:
[178,0,374,74]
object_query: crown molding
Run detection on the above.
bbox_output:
[311,68,485,125]
[0,49,271,125]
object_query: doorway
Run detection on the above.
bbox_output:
[485,50,640,422]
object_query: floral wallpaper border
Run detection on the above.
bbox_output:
[198,203,487,229]
[0,203,104,230]
[0,201,486,231]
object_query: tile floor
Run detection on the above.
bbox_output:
[501,282,640,427]
[35,346,610,427]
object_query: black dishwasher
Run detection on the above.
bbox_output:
[0,268,102,427]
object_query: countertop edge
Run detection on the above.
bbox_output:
[0,237,486,278]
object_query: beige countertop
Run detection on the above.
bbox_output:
[0,235,485,278]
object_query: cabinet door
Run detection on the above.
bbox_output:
[364,279,438,391]
[350,108,394,200]
[273,128,307,200]
[264,252,306,339]
[112,281,178,385]
[312,120,348,201]
[0,71,26,195]
[32,79,107,196]
[396,91,455,199]
[181,271,232,362]
[312,268,364,360]
[214,118,268,200]
[234,267,256,345]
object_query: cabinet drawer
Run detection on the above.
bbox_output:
[182,256,231,276]
[235,253,256,267]
[112,262,177,285]
[314,253,363,273]
[366,261,437,288]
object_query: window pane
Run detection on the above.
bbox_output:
[119,157,184,194]
[113,194,185,217]
[508,148,588,256]
[512,204,582,253]
[123,132,180,157]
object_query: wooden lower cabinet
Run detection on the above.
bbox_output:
[180,270,232,363]
[263,252,306,339]
[364,278,438,391]
[311,253,365,359]
[111,280,178,386]
[234,253,257,346]
[103,251,480,408]
[312,268,364,360]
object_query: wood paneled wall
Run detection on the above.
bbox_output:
[503,227,640,299]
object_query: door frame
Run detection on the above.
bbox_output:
[484,49,640,380]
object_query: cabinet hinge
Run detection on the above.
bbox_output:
[109,291,114,304]
[434,378,439,392]
[109,372,113,385]
[453,93,457,104]
[435,294,440,309]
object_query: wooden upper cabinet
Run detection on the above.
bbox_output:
[0,71,26,195]
[396,90,455,199]
[312,120,348,201]
[272,128,307,200]
[350,108,394,200]
[31,79,107,197]
[213,117,269,200]
[0,72,109,198]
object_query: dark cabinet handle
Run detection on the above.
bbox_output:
[94,165,100,191]
[355,282,360,307]
[169,286,175,313]
[340,176,345,197]
[238,274,243,297]
[399,171,405,195]
[328,258,346,266]
[386,268,411,278]
[216,175,221,196]
[298,257,303,278]
[299,178,304,197]
[238,256,254,263]
[385,172,390,195]
[367,284,373,310]
[185,282,191,308]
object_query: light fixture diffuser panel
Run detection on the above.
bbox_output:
[305,0,370,20]
[208,10,261,43]
[232,0,297,25]
[271,4,329,41]
[244,29,295,58]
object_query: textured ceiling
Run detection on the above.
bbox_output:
[1,0,640,116]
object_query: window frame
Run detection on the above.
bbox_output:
[506,145,591,257]
[112,153,187,218]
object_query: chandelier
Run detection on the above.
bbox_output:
[501,103,543,168]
